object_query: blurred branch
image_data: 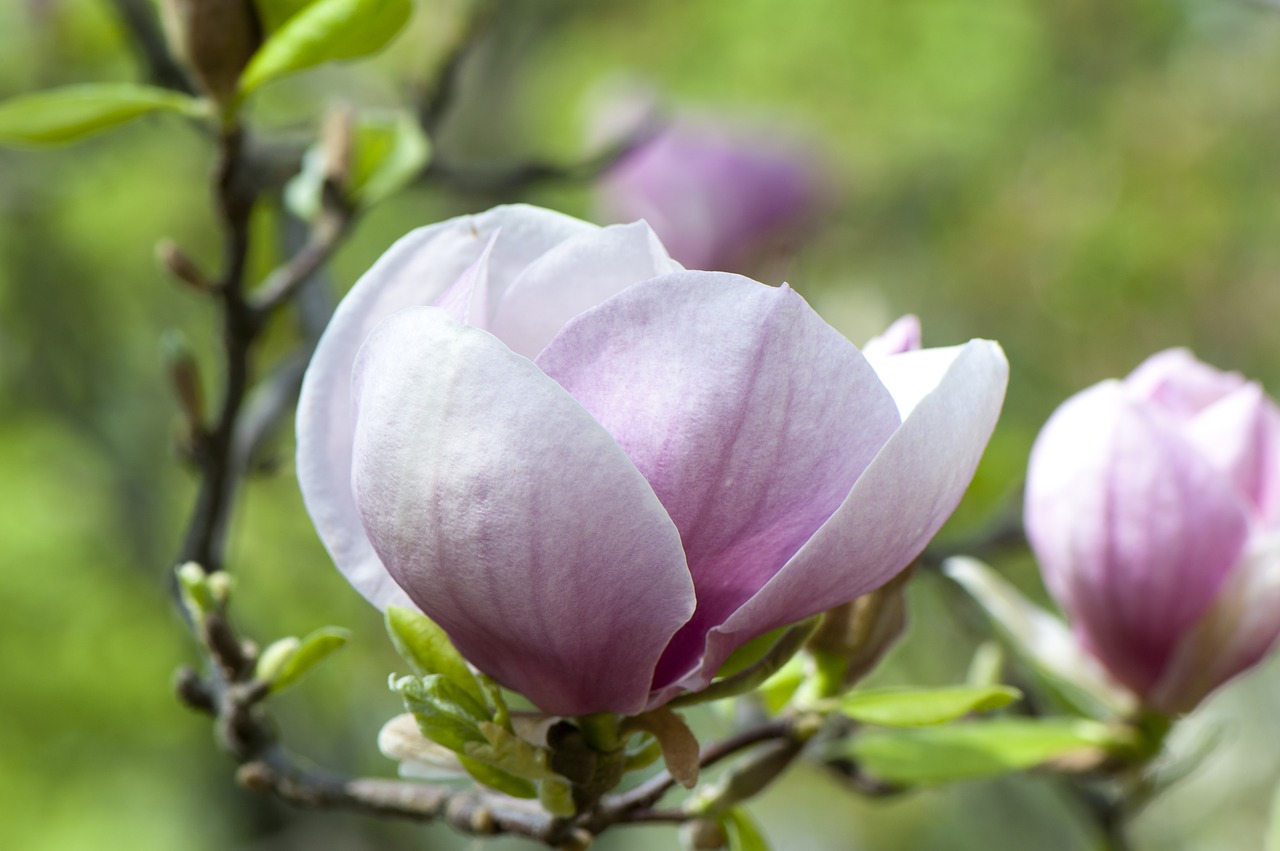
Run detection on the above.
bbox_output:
[415,0,501,136]
[423,126,658,196]
[104,0,195,94]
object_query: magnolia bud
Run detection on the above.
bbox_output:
[161,0,261,105]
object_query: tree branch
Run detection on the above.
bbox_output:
[104,0,196,94]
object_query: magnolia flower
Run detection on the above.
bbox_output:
[297,204,1008,717]
[1026,349,1280,712]
[598,119,822,273]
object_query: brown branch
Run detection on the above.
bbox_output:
[104,0,196,94]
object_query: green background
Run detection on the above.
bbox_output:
[3,0,1280,848]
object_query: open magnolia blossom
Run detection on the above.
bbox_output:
[1026,349,1280,713]
[296,204,1008,717]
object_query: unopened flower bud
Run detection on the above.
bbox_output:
[1027,348,1280,712]
[161,0,262,105]
[156,239,212,293]
[680,818,727,850]
[161,329,206,432]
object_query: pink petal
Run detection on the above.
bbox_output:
[1124,348,1247,420]
[861,314,922,358]
[1025,382,1252,696]
[296,206,591,610]
[489,220,682,359]
[689,340,1009,688]
[1183,382,1280,526]
[1152,534,1280,712]
[538,273,904,686]
[349,307,694,716]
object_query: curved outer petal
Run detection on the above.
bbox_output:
[1151,534,1280,712]
[349,308,694,716]
[1124,347,1246,419]
[1024,382,1252,697]
[1183,382,1280,526]
[490,220,682,359]
[537,273,903,686]
[296,206,592,609]
[681,339,1010,692]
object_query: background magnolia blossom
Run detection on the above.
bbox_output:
[297,204,1008,716]
[597,118,824,273]
[1025,349,1280,712]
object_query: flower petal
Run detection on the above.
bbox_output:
[1183,382,1280,526]
[1152,534,1280,712]
[488,220,682,359]
[296,205,592,610]
[1025,382,1252,696]
[349,307,694,716]
[862,314,922,358]
[1124,348,1247,419]
[690,340,1009,689]
[537,273,903,685]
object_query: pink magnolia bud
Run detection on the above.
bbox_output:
[598,119,824,274]
[297,205,1008,717]
[1026,349,1280,712]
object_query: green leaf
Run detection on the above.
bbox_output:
[672,619,817,708]
[393,674,491,754]
[385,606,486,707]
[758,653,806,714]
[268,626,349,691]
[255,636,301,683]
[351,112,430,207]
[239,0,414,95]
[253,0,317,33]
[943,557,1134,717]
[539,776,576,818]
[284,111,429,218]
[456,753,538,799]
[0,84,204,148]
[842,718,1122,786]
[175,561,216,622]
[835,685,1021,727]
[464,722,558,781]
[722,808,771,851]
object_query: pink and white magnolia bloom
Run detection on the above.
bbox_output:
[297,205,1008,717]
[1026,349,1280,712]
[598,119,822,273]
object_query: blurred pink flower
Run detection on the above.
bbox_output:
[598,119,824,274]
[297,205,1007,716]
[1026,349,1280,712]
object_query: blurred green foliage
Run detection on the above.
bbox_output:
[4,0,1280,849]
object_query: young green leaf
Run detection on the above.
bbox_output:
[722,808,771,851]
[464,722,558,781]
[841,717,1121,786]
[671,619,817,708]
[457,753,538,799]
[352,112,430,207]
[239,0,413,95]
[393,674,490,754]
[0,84,204,147]
[253,0,317,33]
[267,626,349,691]
[385,606,486,706]
[835,684,1021,727]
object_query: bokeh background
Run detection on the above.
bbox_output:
[4,0,1280,848]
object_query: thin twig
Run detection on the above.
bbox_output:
[104,0,195,94]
